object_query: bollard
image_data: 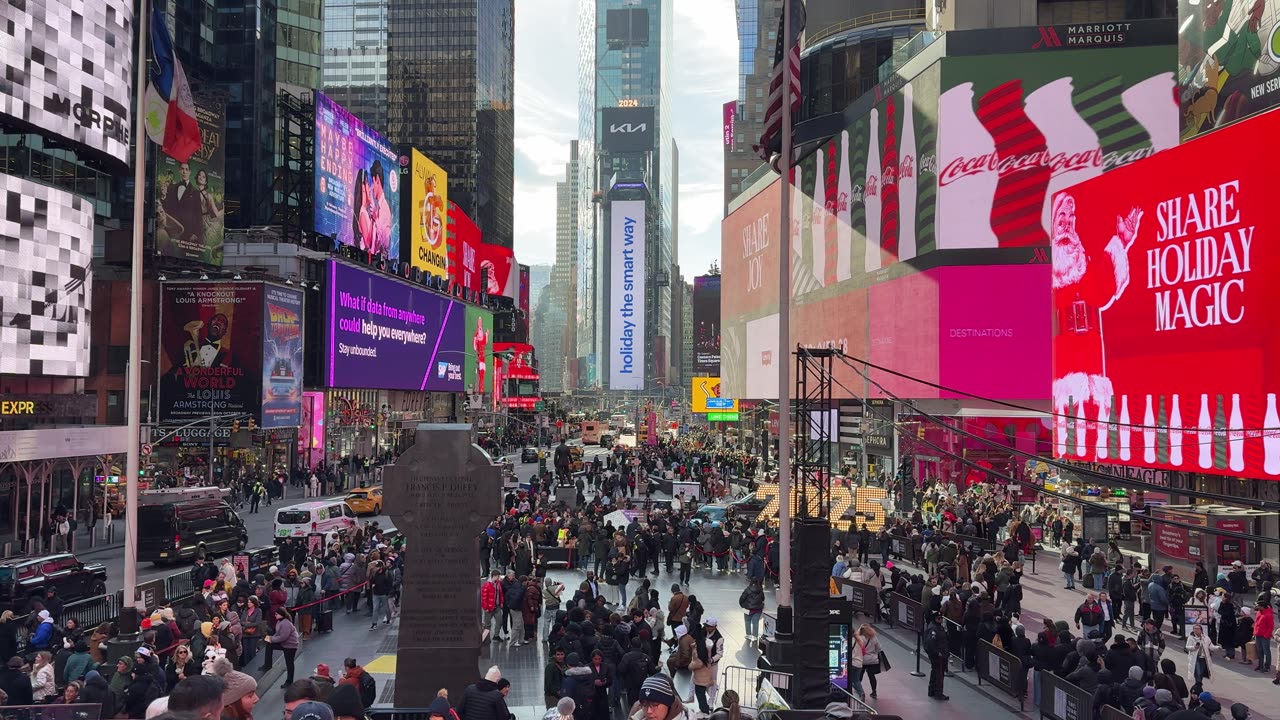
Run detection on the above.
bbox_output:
[911,628,926,677]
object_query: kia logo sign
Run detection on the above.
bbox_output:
[601,106,655,153]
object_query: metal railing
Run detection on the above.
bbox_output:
[805,8,928,47]
[827,680,877,715]
[722,663,793,710]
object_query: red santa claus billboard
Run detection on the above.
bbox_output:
[1051,108,1278,478]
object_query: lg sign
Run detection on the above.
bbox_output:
[601,106,655,153]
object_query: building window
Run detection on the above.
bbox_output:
[106,346,129,375]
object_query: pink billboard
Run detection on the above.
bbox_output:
[868,272,939,399]
[723,101,735,147]
[299,391,326,471]
[937,264,1050,400]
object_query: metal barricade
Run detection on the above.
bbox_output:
[942,617,966,670]
[827,680,877,715]
[976,640,1025,711]
[1100,705,1135,720]
[61,594,122,630]
[721,664,793,710]
[1038,671,1093,720]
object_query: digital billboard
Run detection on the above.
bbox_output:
[937,46,1177,251]
[693,275,721,375]
[405,148,448,278]
[723,101,736,147]
[691,377,738,413]
[601,106,656,153]
[494,342,537,411]
[314,92,401,261]
[447,201,481,292]
[261,285,304,429]
[0,173,94,377]
[1178,0,1280,141]
[479,242,516,298]
[609,200,646,390]
[326,260,464,392]
[1051,107,1279,477]
[0,0,134,167]
[465,305,494,397]
[519,264,531,317]
[155,90,226,266]
[158,284,263,424]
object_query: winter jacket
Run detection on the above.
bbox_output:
[63,650,96,682]
[1118,677,1145,712]
[1253,606,1275,639]
[481,580,503,612]
[458,678,510,720]
[1148,576,1170,613]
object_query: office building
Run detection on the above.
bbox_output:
[321,0,388,134]
[386,0,516,247]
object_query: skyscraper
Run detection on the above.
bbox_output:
[386,0,516,247]
[723,0,779,214]
[322,0,389,134]
[578,0,675,391]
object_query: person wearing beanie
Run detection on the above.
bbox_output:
[1229,703,1250,720]
[1153,688,1179,715]
[666,624,694,676]
[1196,690,1223,716]
[628,673,688,720]
[458,666,509,720]
[1119,665,1146,711]
[212,656,258,720]
[542,696,575,720]
[310,663,336,699]
[328,683,367,720]
[292,701,337,720]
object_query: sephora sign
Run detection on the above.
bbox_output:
[1051,108,1277,478]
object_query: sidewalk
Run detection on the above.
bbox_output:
[879,545,1275,719]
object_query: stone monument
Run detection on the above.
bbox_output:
[382,424,501,706]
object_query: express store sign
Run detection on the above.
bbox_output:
[1051,108,1278,477]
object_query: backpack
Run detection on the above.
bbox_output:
[358,669,377,707]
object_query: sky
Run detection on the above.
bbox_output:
[512,0,738,282]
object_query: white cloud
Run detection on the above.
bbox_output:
[513,0,735,281]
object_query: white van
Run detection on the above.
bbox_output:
[274,500,357,545]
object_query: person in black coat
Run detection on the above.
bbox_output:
[80,670,115,717]
[616,637,653,708]
[124,664,159,719]
[458,666,511,720]
[0,656,32,706]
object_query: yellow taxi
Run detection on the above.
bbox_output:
[344,485,384,516]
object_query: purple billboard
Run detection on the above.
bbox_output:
[326,260,464,391]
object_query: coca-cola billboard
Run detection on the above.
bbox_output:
[1178,0,1280,141]
[1051,107,1280,479]
[937,46,1179,251]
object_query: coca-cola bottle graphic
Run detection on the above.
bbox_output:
[864,108,883,273]
[1024,78,1102,234]
[1213,394,1228,470]
[850,119,868,266]
[1266,393,1280,475]
[1169,394,1183,467]
[880,94,901,265]
[1076,75,1154,158]
[1198,394,1212,469]
[1056,402,1069,458]
[1119,395,1131,461]
[1096,394,1111,460]
[791,165,816,296]
[824,138,840,285]
[1121,72,1179,153]
[810,146,827,287]
[915,97,938,256]
[1229,393,1245,472]
[1143,394,1156,464]
[898,82,918,261]
[836,130,852,282]
[937,83,998,249]
[975,79,1051,247]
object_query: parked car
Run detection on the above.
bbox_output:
[0,554,108,611]
[521,447,540,464]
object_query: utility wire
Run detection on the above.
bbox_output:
[839,352,1280,434]
[808,356,1280,547]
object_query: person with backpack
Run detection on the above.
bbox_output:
[340,657,379,708]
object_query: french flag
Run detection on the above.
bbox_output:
[142,5,201,162]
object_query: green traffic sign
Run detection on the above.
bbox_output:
[707,412,740,422]
[534,401,546,412]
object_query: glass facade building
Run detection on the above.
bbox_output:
[386,0,515,247]
[321,0,389,134]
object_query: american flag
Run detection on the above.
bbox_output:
[754,0,807,162]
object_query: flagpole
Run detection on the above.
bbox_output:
[776,0,794,612]
[124,0,152,610]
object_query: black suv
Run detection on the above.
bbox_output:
[0,554,108,612]
[521,447,539,464]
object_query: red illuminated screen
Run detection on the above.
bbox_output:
[1051,109,1279,477]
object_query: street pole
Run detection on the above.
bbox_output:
[208,403,216,486]
[776,0,795,611]
[123,0,151,610]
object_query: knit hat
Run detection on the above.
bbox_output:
[145,697,169,720]
[1155,689,1173,704]
[674,625,688,638]
[150,612,163,624]
[1128,666,1144,682]
[200,621,214,639]
[293,702,336,720]
[1143,686,1156,700]
[1076,639,1092,654]
[315,663,330,677]
[639,674,676,707]
[160,608,175,622]
[1200,691,1215,703]
[212,656,257,706]
[484,665,502,682]
[427,697,452,719]
[556,697,576,717]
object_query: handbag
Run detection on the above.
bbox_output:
[878,650,891,671]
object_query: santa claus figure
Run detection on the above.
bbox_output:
[1051,192,1142,458]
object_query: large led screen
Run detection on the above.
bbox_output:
[609,200,646,390]
[447,202,481,292]
[465,305,494,397]
[0,0,134,166]
[1178,0,1280,141]
[693,275,721,376]
[0,173,94,377]
[314,92,401,261]
[155,90,227,265]
[1052,107,1280,477]
[326,260,464,392]
[158,283,263,423]
[261,285,304,429]
[405,148,448,278]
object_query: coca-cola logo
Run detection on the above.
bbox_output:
[938,147,1159,186]
[849,185,865,204]
[866,176,879,197]
[920,153,938,176]
[900,155,915,180]
[882,164,898,186]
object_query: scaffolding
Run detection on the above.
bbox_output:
[273,90,317,251]
[793,347,835,520]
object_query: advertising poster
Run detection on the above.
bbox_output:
[1178,0,1280,141]
[0,173,94,377]
[465,306,494,397]
[693,275,721,376]
[519,264,531,317]
[299,391,326,471]
[723,101,736,147]
[314,92,401,261]
[937,46,1178,251]
[158,283,263,423]
[609,200,646,390]
[155,90,226,265]
[261,285,304,428]
[326,260,463,391]
[691,377,738,414]
[1050,108,1280,476]
[479,242,517,298]
[406,148,448,277]
[447,202,482,292]
[494,342,537,411]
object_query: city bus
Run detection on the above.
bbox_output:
[581,421,605,445]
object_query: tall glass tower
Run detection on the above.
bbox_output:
[385,0,515,246]
[578,0,674,390]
